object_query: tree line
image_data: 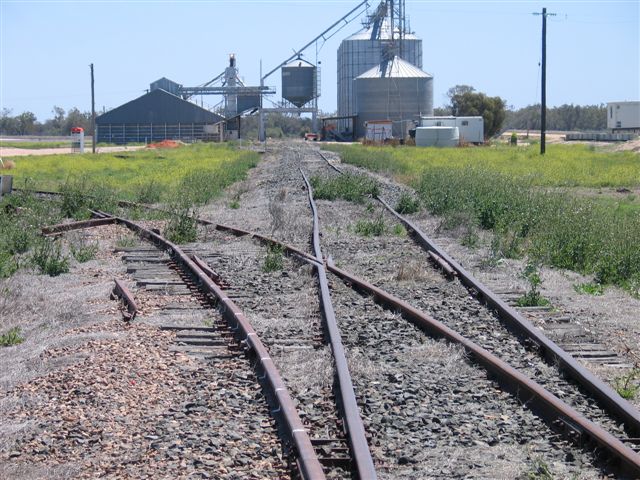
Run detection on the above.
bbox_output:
[1,96,608,139]
[503,104,606,132]
[434,85,607,137]
[0,106,92,136]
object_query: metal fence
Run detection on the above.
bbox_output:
[96,123,218,144]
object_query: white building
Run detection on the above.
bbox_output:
[607,101,640,133]
[420,116,484,144]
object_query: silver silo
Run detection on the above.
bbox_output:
[282,58,317,108]
[355,56,433,139]
[337,18,422,132]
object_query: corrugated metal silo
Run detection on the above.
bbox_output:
[354,56,433,139]
[337,18,422,130]
[282,58,317,108]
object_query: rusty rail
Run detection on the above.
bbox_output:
[111,279,139,321]
[315,149,640,437]
[376,195,640,436]
[300,168,378,479]
[41,217,116,235]
[191,218,640,474]
[108,215,325,480]
[325,257,640,475]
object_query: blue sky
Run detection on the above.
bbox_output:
[1,0,638,121]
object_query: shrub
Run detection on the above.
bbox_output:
[164,207,198,244]
[31,238,69,276]
[59,178,118,219]
[354,217,385,236]
[395,191,420,214]
[0,326,24,347]
[573,282,604,296]
[516,262,550,307]
[263,244,284,272]
[70,239,99,262]
[135,180,162,204]
[310,173,379,203]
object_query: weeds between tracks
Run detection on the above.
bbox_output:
[323,144,640,296]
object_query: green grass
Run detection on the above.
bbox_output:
[0,327,24,347]
[31,238,70,276]
[613,369,639,400]
[574,282,605,296]
[324,143,640,295]
[310,173,379,203]
[70,239,99,263]
[323,143,640,188]
[0,140,71,149]
[115,235,140,249]
[395,191,421,214]
[263,244,284,272]
[354,217,386,236]
[1,143,260,277]
[5,143,259,203]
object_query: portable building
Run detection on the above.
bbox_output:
[96,89,224,144]
[421,116,484,143]
[607,101,640,133]
[415,126,460,147]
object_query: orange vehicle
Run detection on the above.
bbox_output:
[304,133,319,141]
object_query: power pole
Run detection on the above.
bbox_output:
[90,63,96,153]
[534,8,555,155]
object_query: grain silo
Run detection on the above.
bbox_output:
[282,58,317,108]
[337,1,422,133]
[354,56,433,139]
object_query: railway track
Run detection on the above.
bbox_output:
[11,140,640,477]
[42,214,326,479]
[305,146,640,473]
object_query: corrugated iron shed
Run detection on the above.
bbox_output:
[96,89,223,125]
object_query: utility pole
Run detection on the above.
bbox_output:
[534,8,555,155]
[90,63,96,154]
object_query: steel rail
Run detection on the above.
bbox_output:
[111,278,139,321]
[41,217,116,235]
[376,195,640,435]
[316,148,640,436]
[185,218,640,475]
[202,221,322,266]
[324,258,640,475]
[300,168,378,479]
[106,214,325,480]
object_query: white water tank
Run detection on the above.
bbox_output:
[415,126,459,147]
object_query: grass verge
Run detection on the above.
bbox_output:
[5,143,259,203]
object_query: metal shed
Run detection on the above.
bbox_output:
[96,89,224,144]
